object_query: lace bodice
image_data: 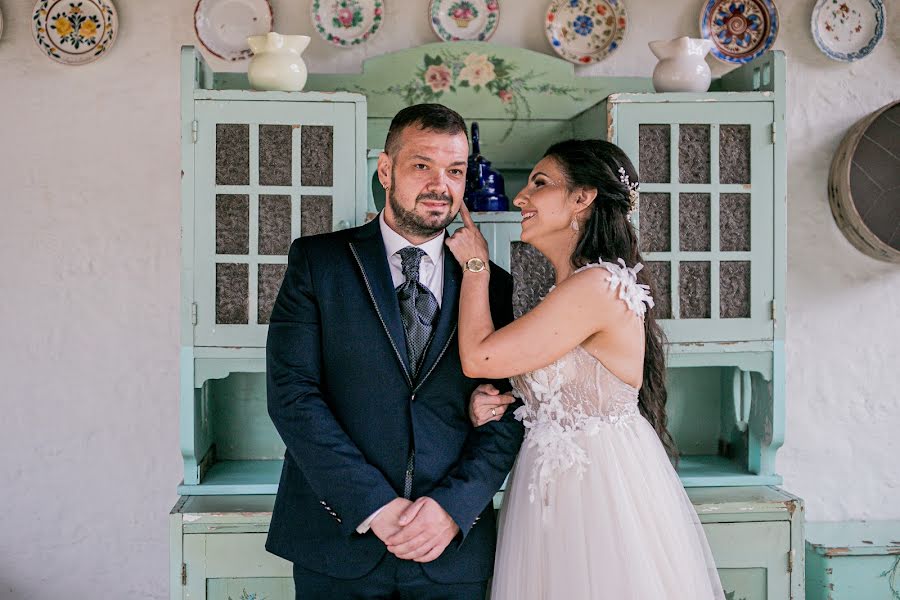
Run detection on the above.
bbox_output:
[509,259,654,505]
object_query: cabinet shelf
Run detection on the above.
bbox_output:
[178,460,282,495]
[177,455,779,497]
[677,455,781,487]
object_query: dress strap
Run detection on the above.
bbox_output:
[574,258,655,318]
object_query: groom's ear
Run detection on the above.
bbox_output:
[377,152,393,190]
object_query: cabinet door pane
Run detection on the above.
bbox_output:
[639,124,671,184]
[194,101,358,347]
[618,102,774,343]
[639,193,671,252]
[216,124,249,185]
[511,240,555,318]
[258,124,292,186]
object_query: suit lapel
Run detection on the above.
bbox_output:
[415,249,461,387]
[348,219,413,385]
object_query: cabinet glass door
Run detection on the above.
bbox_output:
[193,101,357,347]
[616,102,774,343]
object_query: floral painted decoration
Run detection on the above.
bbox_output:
[430,0,500,42]
[355,50,581,141]
[545,0,628,64]
[32,0,118,65]
[312,0,384,47]
[700,0,779,64]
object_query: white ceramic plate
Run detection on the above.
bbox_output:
[811,0,884,62]
[194,0,273,61]
[545,0,628,65]
[311,0,385,48]
[429,0,500,42]
[32,0,119,65]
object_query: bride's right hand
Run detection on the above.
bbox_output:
[469,383,516,427]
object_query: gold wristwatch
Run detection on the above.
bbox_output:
[464,257,487,273]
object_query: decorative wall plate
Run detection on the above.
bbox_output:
[32,0,118,65]
[194,0,273,61]
[700,0,778,64]
[429,0,500,42]
[545,0,628,65]
[311,0,384,48]
[811,0,884,62]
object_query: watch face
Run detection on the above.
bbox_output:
[466,258,486,272]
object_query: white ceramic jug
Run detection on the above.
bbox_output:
[247,32,311,92]
[649,37,714,93]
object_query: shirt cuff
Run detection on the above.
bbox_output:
[356,504,388,534]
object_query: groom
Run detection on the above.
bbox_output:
[265,103,524,598]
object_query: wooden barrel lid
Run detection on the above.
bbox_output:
[828,100,900,263]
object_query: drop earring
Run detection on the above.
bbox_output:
[570,218,580,232]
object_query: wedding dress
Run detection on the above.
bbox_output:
[490,260,725,600]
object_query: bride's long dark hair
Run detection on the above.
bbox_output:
[543,139,678,462]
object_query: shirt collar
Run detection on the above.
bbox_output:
[379,211,445,265]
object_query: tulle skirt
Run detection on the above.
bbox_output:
[490,414,725,600]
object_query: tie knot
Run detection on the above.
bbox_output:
[398,246,425,282]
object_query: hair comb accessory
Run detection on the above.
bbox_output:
[618,166,640,215]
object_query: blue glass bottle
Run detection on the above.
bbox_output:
[464,122,509,212]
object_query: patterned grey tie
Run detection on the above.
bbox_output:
[396,246,440,380]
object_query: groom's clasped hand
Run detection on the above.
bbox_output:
[372,497,460,563]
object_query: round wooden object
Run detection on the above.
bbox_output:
[828,100,900,263]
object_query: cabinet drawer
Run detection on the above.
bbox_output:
[703,521,791,600]
[183,533,293,600]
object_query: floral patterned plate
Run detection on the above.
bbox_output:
[194,0,273,61]
[429,0,500,42]
[32,0,118,65]
[811,0,884,62]
[700,0,779,64]
[545,0,628,65]
[311,0,384,48]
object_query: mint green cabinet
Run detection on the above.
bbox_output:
[691,487,804,600]
[806,521,900,600]
[171,497,293,600]
[178,47,367,494]
[171,487,803,600]
[173,41,800,600]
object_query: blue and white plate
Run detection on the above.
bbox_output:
[700,0,779,64]
[811,0,884,62]
[545,0,628,65]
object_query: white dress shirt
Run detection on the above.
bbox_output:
[379,210,445,306]
[356,212,447,533]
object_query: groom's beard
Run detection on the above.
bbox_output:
[388,173,455,239]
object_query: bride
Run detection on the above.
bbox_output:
[445,139,725,599]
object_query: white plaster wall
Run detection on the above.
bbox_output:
[0,0,897,597]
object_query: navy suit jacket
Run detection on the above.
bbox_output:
[265,217,524,583]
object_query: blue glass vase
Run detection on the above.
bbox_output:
[464,122,509,212]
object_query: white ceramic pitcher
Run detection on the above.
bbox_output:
[649,37,714,93]
[247,32,311,92]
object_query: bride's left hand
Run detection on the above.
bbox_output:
[446,203,489,269]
